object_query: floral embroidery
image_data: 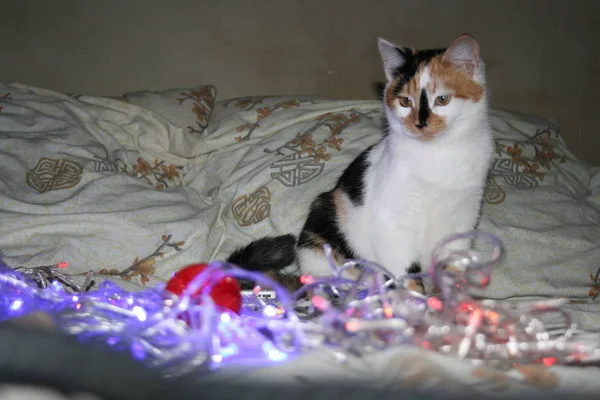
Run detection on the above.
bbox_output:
[386,352,454,390]
[0,91,11,113]
[98,235,184,285]
[266,109,378,164]
[263,109,379,187]
[234,99,302,142]
[473,364,559,391]
[177,87,215,134]
[120,157,184,191]
[221,96,266,111]
[233,97,265,110]
[589,272,600,300]
[515,365,559,388]
[485,127,568,204]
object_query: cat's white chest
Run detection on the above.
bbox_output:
[342,138,490,275]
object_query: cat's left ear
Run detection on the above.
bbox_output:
[378,38,407,81]
[442,34,480,76]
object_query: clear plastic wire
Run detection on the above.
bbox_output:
[1,230,599,377]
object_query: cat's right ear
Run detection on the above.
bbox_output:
[378,38,406,81]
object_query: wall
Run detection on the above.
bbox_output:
[1,0,598,164]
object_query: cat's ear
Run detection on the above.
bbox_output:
[378,38,407,81]
[442,34,480,76]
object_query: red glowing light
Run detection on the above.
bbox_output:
[467,308,483,330]
[383,305,394,318]
[543,357,557,367]
[421,341,431,350]
[300,275,314,285]
[485,310,500,325]
[311,295,328,310]
[57,262,69,269]
[427,297,444,311]
[346,320,360,332]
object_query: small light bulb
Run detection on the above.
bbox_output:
[263,305,277,318]
[9,299,23,311]
[220,313,231,324]
[132,306,147,322]
[427,297,444,311]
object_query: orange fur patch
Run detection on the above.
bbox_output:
[402,109,447,139]
[384,53,483,141]
[303,231,348,267]
[386,64,448,139]
[405,70,421,99]
[428,56,484,102]
[406,278,425,294]
[385,82,399,109]
[333,188,348,225]
[303,231,328,250]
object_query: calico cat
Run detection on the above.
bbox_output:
[228,34,493,292]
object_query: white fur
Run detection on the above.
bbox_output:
[419,68,432,90]
[378,38,406,81]
[295,247,336,278]
[352,98,492,275]
[297,38,493,279]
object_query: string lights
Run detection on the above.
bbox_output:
[0,230,598,378]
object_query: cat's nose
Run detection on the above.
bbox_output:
[415,122,427,129]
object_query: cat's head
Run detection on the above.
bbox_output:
[378,34,486,141]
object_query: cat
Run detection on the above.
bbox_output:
[228,34,493,293]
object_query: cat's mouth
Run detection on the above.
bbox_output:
[404,128,446,142]
[416,132,442,142]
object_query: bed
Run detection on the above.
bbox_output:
[1,81,600,398]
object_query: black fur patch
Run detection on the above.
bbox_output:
[298,145,374,262]
[227,234,297,271]
[374,81,386,100]
[417,89,430,128]
[407,262,422,274]
[392,48,446,95]
[382,116,391,138]
[406,262,424,292]
[337,146,373,206]
[297,192,356,261]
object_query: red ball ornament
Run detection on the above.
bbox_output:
[165,263,242,314]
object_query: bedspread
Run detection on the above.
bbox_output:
[1,83,600,397]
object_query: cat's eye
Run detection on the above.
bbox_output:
[398,96,412,107]
[435,95,452,106]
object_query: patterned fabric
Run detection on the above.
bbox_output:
[26,158,83,193]
[1,84,600,396]
[120,85,217,135]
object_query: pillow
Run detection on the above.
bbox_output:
[120,85,217,135]
[478,109,600,328]
[0,82,210,291]
[211,95,335,122]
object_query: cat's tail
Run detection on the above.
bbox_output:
[226,234,301,291]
